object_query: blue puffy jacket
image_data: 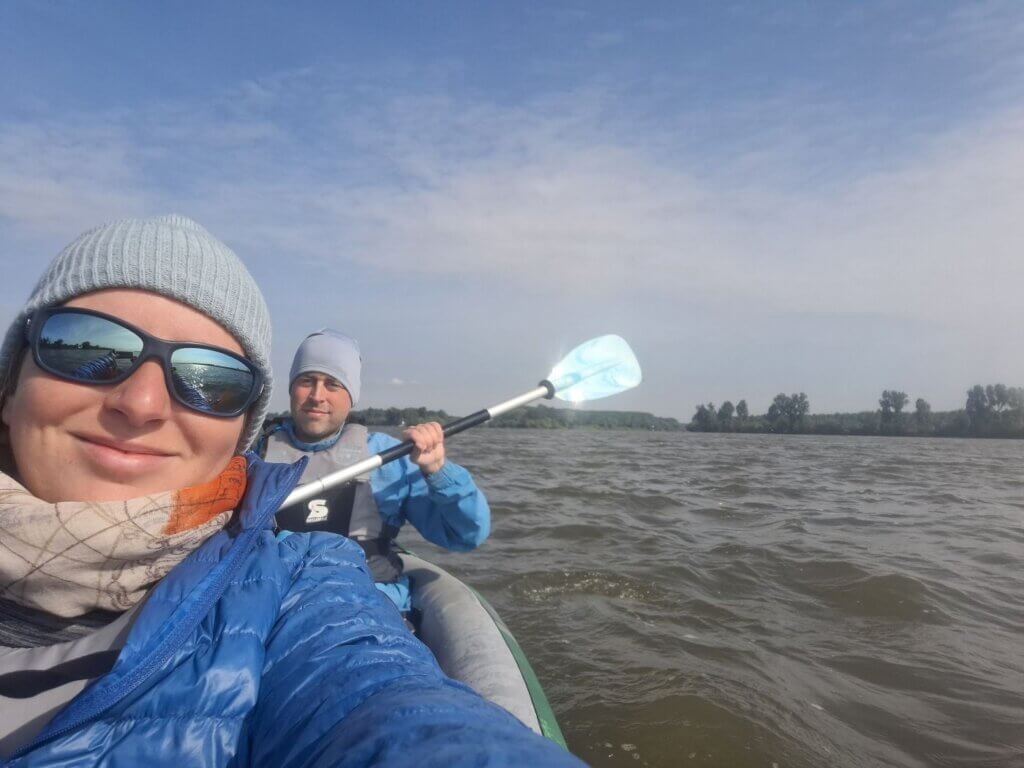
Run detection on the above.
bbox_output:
[4,456,583,767]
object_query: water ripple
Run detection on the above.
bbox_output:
[403,429,1024,767]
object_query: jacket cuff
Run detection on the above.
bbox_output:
[424,461,459,491]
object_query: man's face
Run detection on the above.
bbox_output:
[289,372,351,442]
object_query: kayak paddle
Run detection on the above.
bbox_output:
[279,334,642,509]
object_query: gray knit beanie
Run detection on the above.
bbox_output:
[0,214,272,452]
[289,329,362,405]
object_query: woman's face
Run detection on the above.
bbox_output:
[1,289,247,502]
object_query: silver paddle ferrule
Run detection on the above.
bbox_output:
[485,385,551,419]
[279,454,384,510]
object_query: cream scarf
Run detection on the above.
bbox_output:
[0,457,247,618]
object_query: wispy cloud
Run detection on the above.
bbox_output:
[3,78,1021,315]
[586,31,625,49]
[2,3,1022,413]
[0,120,151,237]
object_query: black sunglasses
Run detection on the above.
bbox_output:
[26,307,263,418]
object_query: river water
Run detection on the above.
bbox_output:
[402,429,1023,768]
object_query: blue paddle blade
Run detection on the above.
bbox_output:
[547,335,642,403]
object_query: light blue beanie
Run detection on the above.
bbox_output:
[0,214,273,451]
[289,329,361,405]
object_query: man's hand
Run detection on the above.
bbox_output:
[403,422,446,476]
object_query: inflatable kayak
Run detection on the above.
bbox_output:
[400,553,568,748]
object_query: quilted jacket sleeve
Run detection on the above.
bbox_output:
[367,431,490,552]
[245,533,583,768]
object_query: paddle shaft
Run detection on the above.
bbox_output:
[279,381,555,509]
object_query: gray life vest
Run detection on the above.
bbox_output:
[262,423,403,583]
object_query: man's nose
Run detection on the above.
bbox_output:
[103,360,173,427]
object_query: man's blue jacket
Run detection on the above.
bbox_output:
[367,431,489,612]
[4,456,582,767]
[259,421,490,612]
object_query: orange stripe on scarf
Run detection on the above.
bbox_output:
[163,456,248,535]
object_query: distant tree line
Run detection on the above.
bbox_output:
[488,404,682,430]
[687,384,1024,438]
[39,336,101,350]
[265,404,683,431]
[263,406,454,429]
[349,406,453,427]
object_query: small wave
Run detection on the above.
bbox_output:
[809,513,880,528]
[971,551,1019,567]
[716,481,751,497]
[781,518,808,533]
[539,485,680,513]
[739,500,777,510]
[815,572,940,621]
[687,505,737,519]
[827,654,961,696]
[513,522,613,543]
[569,694,807,768]
[679,597,743,624]
[914,491,971,505]
[509,569,669,604]
[541,484,620,500]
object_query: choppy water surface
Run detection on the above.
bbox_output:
[404,430,1024,768]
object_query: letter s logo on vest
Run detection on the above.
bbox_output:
[305,499,329,524]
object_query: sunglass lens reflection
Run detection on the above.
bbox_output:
[170,348,255,415]
[37,313,143,382]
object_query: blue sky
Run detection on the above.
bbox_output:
[2,2,1023,419]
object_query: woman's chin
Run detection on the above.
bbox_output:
[44,475,177,504]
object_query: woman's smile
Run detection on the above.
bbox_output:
[71,431,176,479]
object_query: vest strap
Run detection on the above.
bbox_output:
[262,422,403,584]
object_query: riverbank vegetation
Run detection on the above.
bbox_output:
[487,404,681,430]
[351,404,683,431]
[264,405,684,431]
[688,385,1024,438]
[266,383,1024,438]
